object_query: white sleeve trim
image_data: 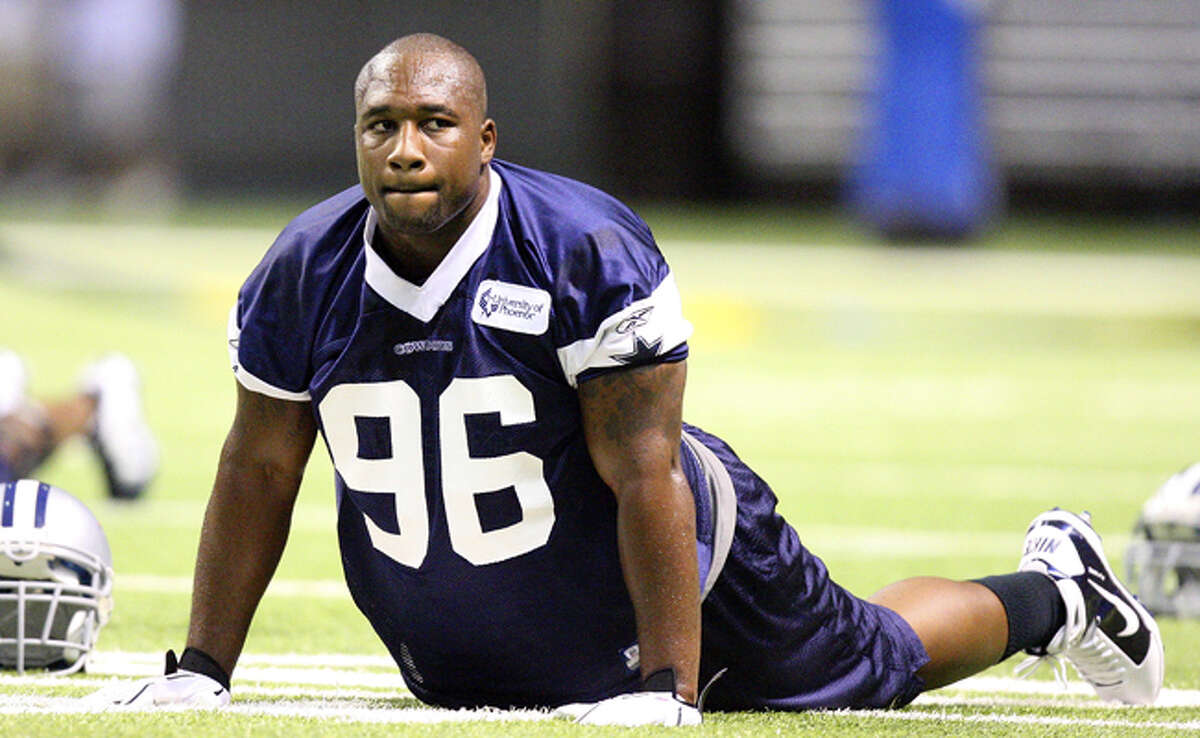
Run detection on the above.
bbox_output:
[555,272,693,388]
[227,303,311,402]
[234,366,312,402]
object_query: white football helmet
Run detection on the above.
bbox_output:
[0,479,113,673]
[1126,463,1200,617]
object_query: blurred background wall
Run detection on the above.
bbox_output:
[727,0,1200,217]
[0,0,1196,218]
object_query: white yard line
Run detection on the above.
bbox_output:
[0,694,553,724]
[82,650,406,688]
[855,708,1200,732]
[84,650,394,669]
[929,676,1200,708]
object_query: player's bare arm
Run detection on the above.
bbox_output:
[187,382,317,678]
[578,360,700,704]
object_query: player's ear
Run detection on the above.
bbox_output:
[480,119,497,165]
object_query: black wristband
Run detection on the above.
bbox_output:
[178,646,232,691]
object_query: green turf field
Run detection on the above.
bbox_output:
[1,207,1198,735]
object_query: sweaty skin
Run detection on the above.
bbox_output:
[579,361,701,703]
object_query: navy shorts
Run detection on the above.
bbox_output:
[684,424,930,711]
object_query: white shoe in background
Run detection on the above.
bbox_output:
[80,354,159,500]
[0,348,29,417]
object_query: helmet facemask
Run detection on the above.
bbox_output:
[0,481,114,674]
[1126,530,1200,618]
[1126,463,1200,618]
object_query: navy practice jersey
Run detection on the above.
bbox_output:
[229,160,701,708]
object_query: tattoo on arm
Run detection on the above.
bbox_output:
[578,362,686,488]
[580,364,678,443]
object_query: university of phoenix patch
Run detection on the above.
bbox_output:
[471,280,551,335]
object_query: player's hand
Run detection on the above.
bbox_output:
[553,691,701,726]
[86,649,231,709]
[88,670,230,708]
[552,668,701,726]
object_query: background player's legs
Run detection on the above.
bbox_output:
[43,394,98,445]
[79,353,158,499]
[868,577,1008,689]
[0,395,96,480]
[0,350,156,498]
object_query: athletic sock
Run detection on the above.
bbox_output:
[972,571,1066,661]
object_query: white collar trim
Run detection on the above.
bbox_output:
[363,166,502,322]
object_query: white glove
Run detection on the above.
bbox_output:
[553,691,701,727]
[85,649,231,709]
[87,670,230,708]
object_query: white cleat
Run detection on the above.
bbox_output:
[1016,508,1164,705]
[80,354,159,500]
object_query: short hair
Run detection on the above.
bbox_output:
[354,33,488,117]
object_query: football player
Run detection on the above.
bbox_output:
[89,35,1164,724]
[0,350,157,500]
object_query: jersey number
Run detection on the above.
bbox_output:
[319,375,555,567]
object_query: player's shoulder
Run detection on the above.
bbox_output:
[251,184,369,278]
[274,184,370,255]
[492,160,654,250]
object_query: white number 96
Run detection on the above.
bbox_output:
[319,375,555,567]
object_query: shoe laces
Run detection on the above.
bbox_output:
[1014,649,1071,689]
[1064,626,1126,687]
[1014,576,1089,689]
[1014,630,1072,689]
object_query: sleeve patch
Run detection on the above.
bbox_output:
[555,273,692,387]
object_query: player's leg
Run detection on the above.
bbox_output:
[868,573,1059,689]
[680,423,1163,708]
[0,350,157,499]
[683,423,934,710]
[43,394,98,445]
[0,411,48,481]
[872,509,1164,705]
[0,395,96,480]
